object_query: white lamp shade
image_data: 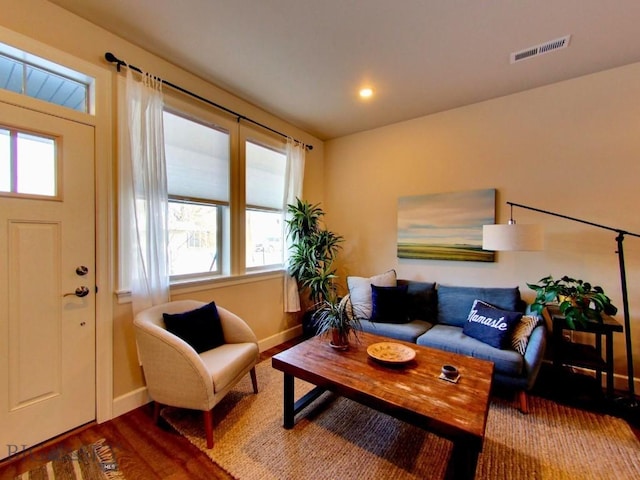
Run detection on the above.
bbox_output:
[482,224,544,251]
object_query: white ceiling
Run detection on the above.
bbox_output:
[49,0,640,140]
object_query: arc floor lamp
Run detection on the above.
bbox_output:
[483,201,639,410]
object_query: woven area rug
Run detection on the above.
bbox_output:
[14,439,125,480]
[162,360,640,480]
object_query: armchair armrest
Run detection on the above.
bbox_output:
[134,320,216,411]
[218,306,258,345]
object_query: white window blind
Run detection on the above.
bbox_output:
[246,141,286,209]
[163,111,229,203]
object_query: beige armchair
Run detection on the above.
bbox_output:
[134,300,259,448]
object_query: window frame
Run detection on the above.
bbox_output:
[241,127,288,272]
[162,97,236,282]
[0,41,93,114]
[119,91,292,291]
[167,196,224,281]
[0,124,60,200]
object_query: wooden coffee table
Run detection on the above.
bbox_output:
[271,331,494,480]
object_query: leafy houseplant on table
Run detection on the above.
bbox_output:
[312,294,362,349]
[527,275,618,329]
[287,198,359,343]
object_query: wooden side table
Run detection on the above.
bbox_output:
[550,308,623,398]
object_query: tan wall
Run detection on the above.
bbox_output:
[0,0,323,400]
[324,63,640,383]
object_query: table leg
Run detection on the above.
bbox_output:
[552,319,563,371]
[283,373,295,429]
[595,333,603,388]
[605,332,614,398]
[445,439,480,480]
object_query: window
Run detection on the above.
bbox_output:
[245,140,287,269]
[0,42,92,113]
[119,102,290,289]
[0,127,57,197]
[163,110,229,278]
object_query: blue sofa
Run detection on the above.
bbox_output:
[348,279,547,413]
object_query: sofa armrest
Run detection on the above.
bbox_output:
[522,323,547,390]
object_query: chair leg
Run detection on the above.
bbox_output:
[518,390,529,414]
[250,366,258,393]
[204,410,214,449]
[153,401,163,424]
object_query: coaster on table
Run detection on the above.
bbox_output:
[439,372,461,384]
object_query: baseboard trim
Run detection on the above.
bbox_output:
[111,324,304,419]
[545,360,640,396]
[258,325,303,352]
[112,386,151,419]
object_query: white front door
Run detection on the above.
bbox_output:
[0,101,96,460]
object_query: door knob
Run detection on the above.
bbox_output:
[76,265,89,276]
[63,286,90,298]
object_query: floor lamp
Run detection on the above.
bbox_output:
[483,201,639,410]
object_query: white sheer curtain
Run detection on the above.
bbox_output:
[283,139,306,312]
[119,68,170,315]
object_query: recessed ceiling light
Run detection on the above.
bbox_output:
[359,88,373,99]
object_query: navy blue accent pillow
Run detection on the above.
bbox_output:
[371,284,409,323]
[437,285,522,327]
[398,280,437,322]
[462,300,523,349]
[163,301,225,353]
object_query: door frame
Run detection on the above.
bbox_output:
[0,26,114,423]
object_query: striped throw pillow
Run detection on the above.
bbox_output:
[511,315,539,355]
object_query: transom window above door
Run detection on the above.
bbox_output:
[0,41,93,113]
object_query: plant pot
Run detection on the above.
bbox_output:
[330,328,349,350]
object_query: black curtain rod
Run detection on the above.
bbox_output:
[104,52,312,151]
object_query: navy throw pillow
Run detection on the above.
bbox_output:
[163,301,225,353]
[463,300,523,349]
[398,280,437,322]
[371,284,409,323]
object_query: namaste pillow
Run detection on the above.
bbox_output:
[463,300,523,349]
[163,301,225,353]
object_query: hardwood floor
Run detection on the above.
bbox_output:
[0,404,233,479]
[0,337,637,479]
[0,342,296,479]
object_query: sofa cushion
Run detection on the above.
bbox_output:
[371,284,409,323]
[360,319,434,343]
[510,315,541,355]
[462,300,523,349]
[347,269,397,319]
[417,324,524,376]
[163,301,225,354]
[437,284,521,327]
[398,280,437,322]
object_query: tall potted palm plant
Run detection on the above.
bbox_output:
[286,198,343,305]
[286,198,347,338]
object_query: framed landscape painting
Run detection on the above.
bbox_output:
[397,188,496,262]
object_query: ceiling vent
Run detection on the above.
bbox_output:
[510,35,571,64]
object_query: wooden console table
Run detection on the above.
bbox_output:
[550,308,623,398]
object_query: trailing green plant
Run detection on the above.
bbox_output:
[527,275,618,329]
[311,294,362,347]
[286,198,343,305]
